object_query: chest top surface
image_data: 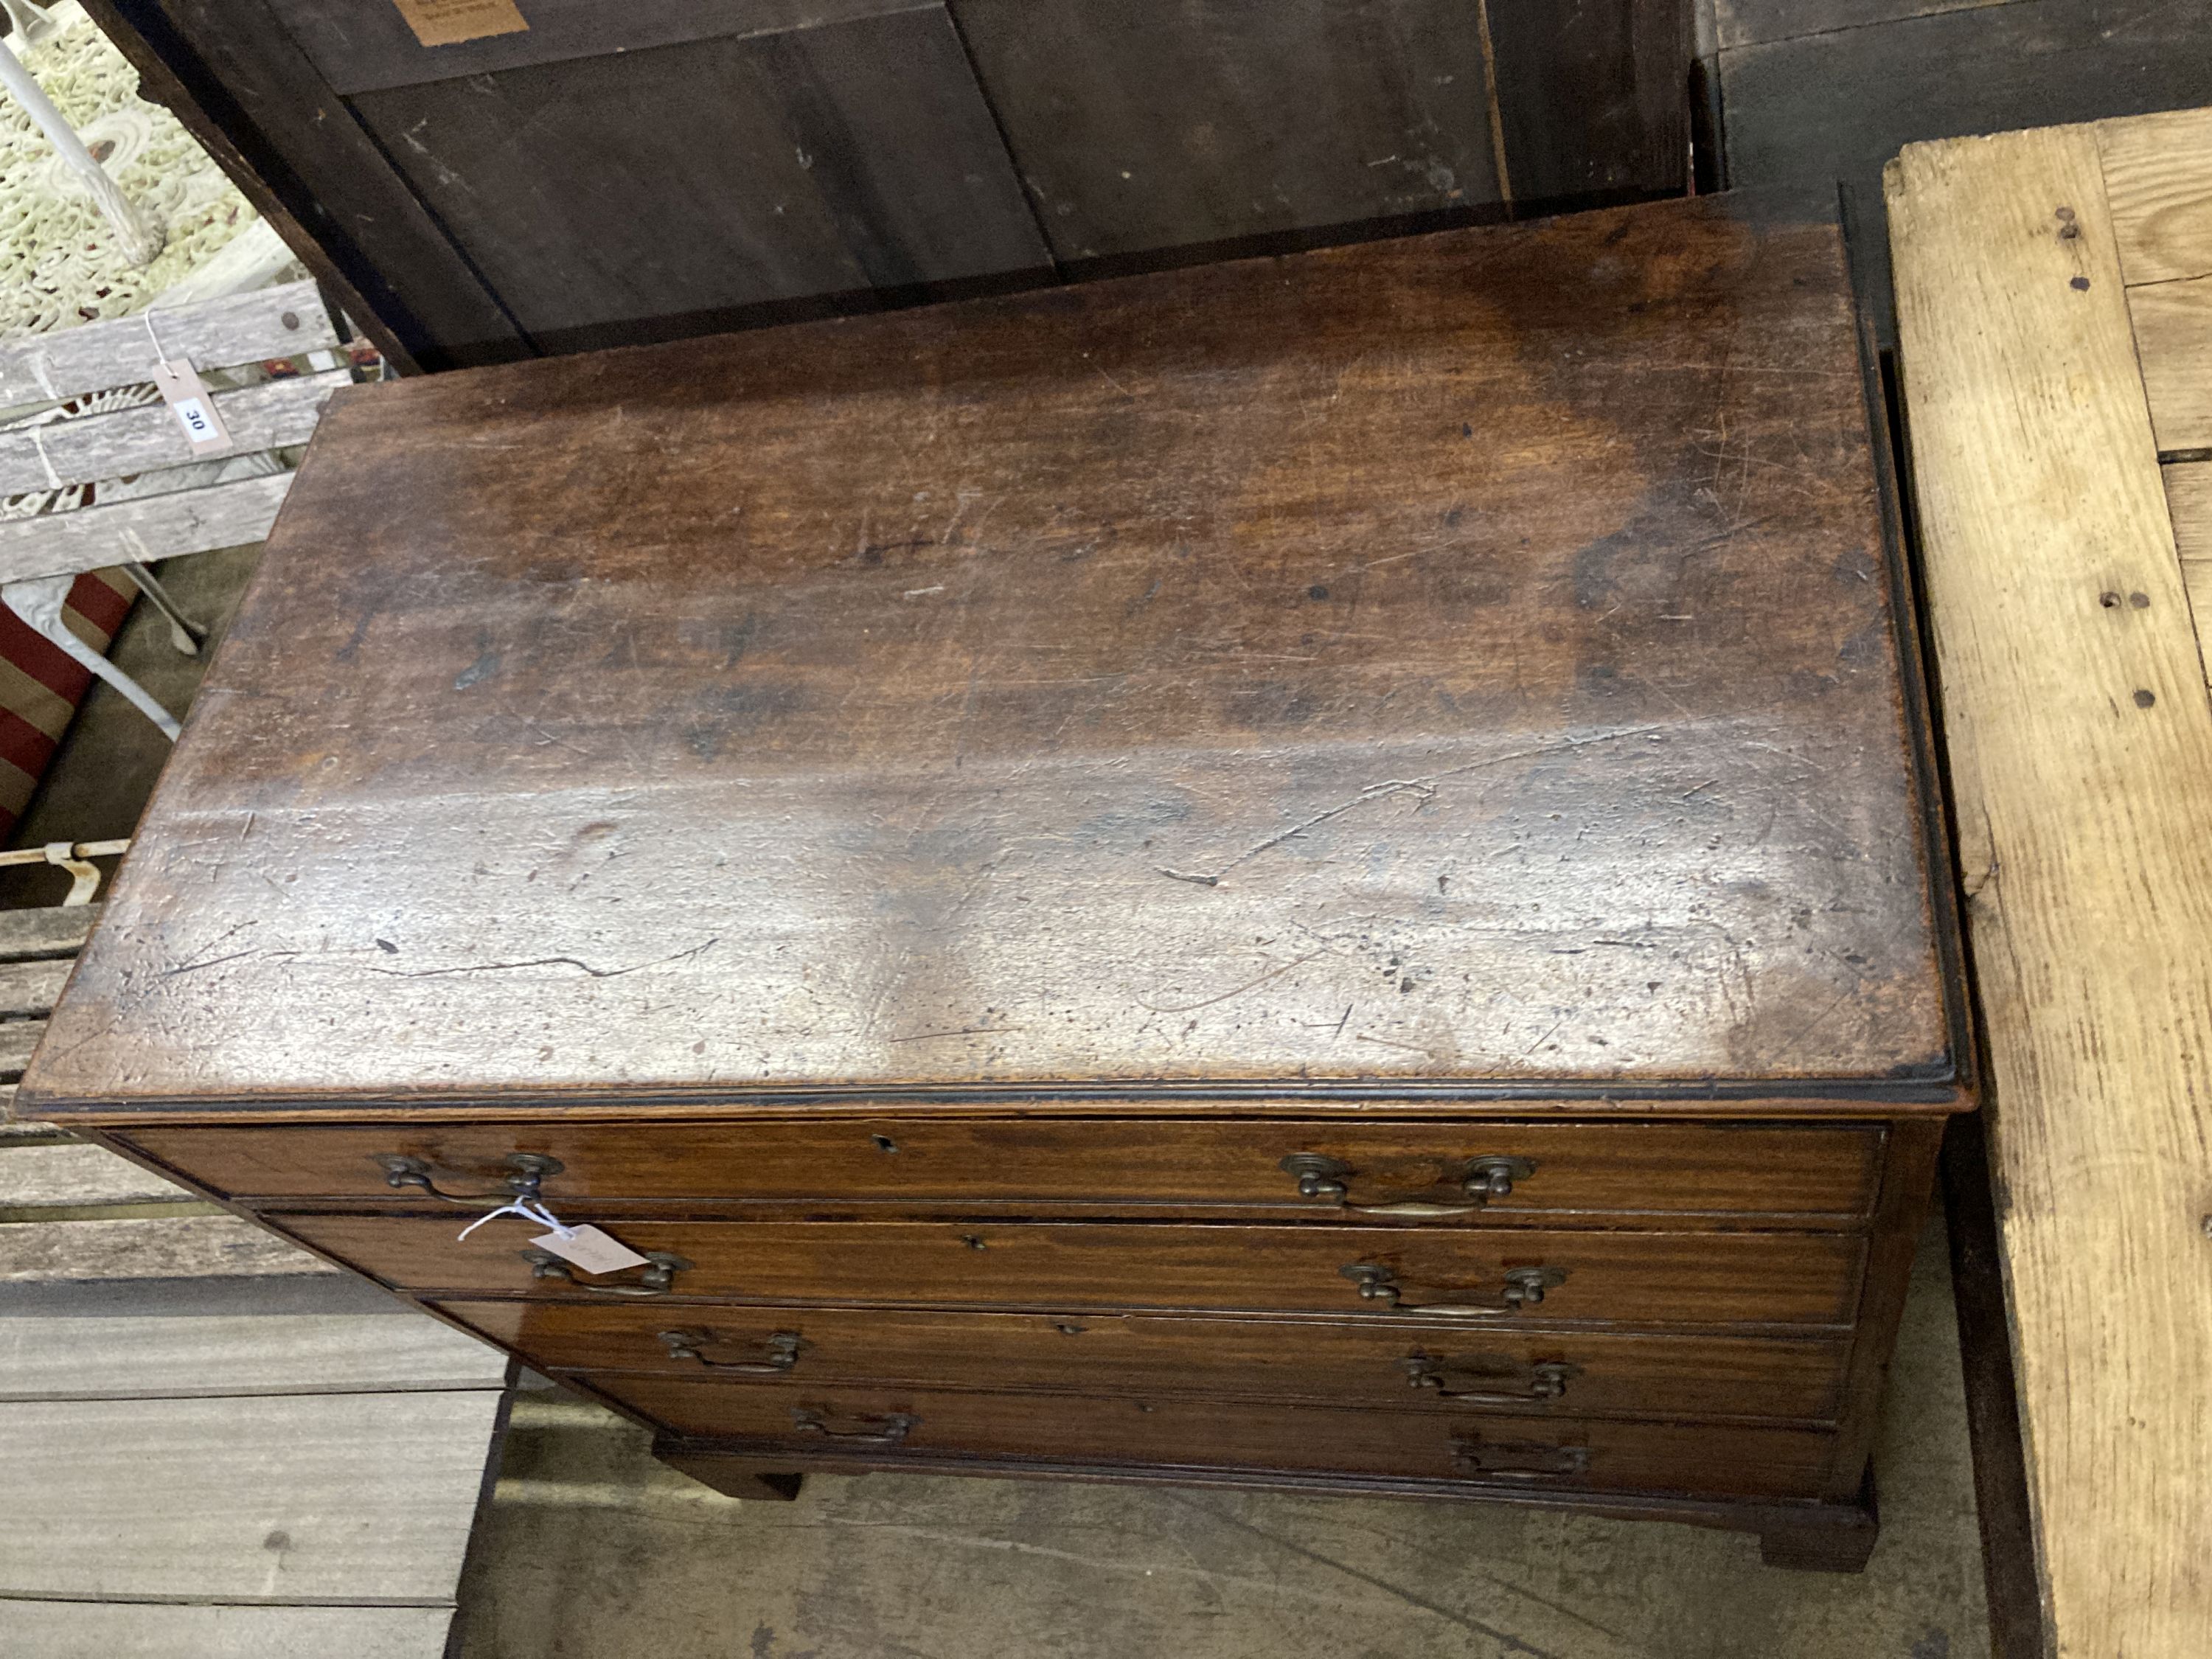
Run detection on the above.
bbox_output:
[24,195,1958,1117]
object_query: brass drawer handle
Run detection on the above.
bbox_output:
[1402,1354,1581,1405]
[790,1407,915,1447]
[1281,1153,1536,1214]
[521,1249,689,1296]
[372,1152,563,1205]
[1339,1262,1565,1315]
[1453,1433,1590,1479]
[658,1329,804,1376]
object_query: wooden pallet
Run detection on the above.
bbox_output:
[0,905,511,1658]
[1888,105,2212,1659]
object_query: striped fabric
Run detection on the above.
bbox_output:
[0,568,134,838]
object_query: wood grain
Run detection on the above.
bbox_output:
[0,1603,455,1659]
[2126,275,2212,452]
[598,1374,1837,1498]
[264,0,928,96]
[350,7,1046,347]
[0,1311,505,1400]
[0,1141,193,1209]
[1888,124,2212,1657]
[0,369,347,496]
[947,0,1503,260]
[0,1020,46,1084]
[0,279,335,407]
[130,1117,1886,1223]
[0,1214,338,1283]
[284,1214,1866,1326]
[0,1390,501,1599]
[96,0,528,371]
[0,472,291,585]
[0,905,95,960]
[446,1298,1849,1422]
[2164,461,2212,667]
[20,198,1957,1115]
[0,957,71,1018]
[2100,105,2212,286]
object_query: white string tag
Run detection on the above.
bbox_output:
[453,1197,649,1275]
[149,357,233,456]
[529,1225,652,1276]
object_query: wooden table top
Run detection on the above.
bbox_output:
[24,193,1960,1117]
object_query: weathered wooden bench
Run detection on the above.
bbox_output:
[0,905,513,1658]
[0,276,360,736]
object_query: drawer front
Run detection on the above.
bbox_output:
[441,1300,1850,1422]
[293,1217,1865,1327]
[591,1377,1837,1500]
[128,1119,1885,1224]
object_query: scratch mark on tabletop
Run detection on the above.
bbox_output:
[365,937,719,980]
[1135,950,1324,1015]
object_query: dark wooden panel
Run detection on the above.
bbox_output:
[1721,0,2212,341]
[598,1375,1840,1498]
[947,0,1503,261]
[284,1215,1867,1326]
[263,0,928,95]
[132,1119,1885,1224]
[445,1299,1852,1421]
[20,200,1960,1112]
[1486,0,1693,208]
[97,0,526,370]
[349,7,1046,344]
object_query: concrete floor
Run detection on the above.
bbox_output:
[450,1218,1986,1659]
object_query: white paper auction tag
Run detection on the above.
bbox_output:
[529,1224,651,1276]
[150,357,233,456]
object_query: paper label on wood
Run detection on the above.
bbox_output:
[148,359,231,456]
[529,1224,648,1276]
[391,0,528,48]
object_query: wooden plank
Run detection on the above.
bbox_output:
[1888,123,2212,1658]
[0,1215,340,1283]
[0,905,96,961]
[2165,462,2212,669]
[2126,276,2212,453]
[0,1020,45,1084]
[0,282,335,409]
[0,472,291,586]
[0,1312,507,1399]
[947,0,1502,262]
[352,7,1045,349]
[94,0,529,372]
[0,1111,66,1142]
[0,958,70,1018]
[1486,0,1691,207]
[0,1603,454,1659]
[265,0,925,96]
[0,370,349,497]
[1715,0,2008,50]
[2098,105,2212,286]
[0,1142,193,1209]
[0,1389,503,1600]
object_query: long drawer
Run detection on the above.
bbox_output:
[127,1119,1885,1225]
[442,1300,1851,1422]
[591,1376,1840,1500]
[291,1217,1866,1327]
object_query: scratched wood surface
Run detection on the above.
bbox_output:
[1888,111,2212,1658]
[18,195,1956,1116]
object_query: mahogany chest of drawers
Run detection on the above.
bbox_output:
[20,192,1970,1572]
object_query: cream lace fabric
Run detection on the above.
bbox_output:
[0,1,258,338]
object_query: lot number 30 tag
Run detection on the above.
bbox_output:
[150,358,233,456]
